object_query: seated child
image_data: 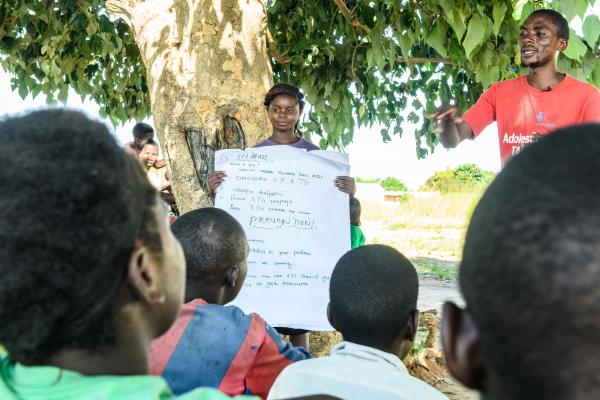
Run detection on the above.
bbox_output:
[150,208,311,398]
[268,244,447,400]
[442,123,600,400]
[349,197,365,248]
[0,110,241,400]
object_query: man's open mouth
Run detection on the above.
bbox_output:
[521,47,537,56]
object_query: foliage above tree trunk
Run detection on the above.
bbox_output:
[1,0,598,157]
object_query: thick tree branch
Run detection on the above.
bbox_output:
[266,28,289,64]
[105,0,137,26]
[332,0,370,33]
[398,57,452,65]
[332,0,351,15]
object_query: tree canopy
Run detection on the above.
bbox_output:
[1,0,599,156]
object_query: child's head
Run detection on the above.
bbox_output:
[443,123,600,400]
[139,139,159,168]
[349,197,361,226]
[171,208,248,305]
[132,122,154,147]
[328,244,419,357]
[0,110,185,365]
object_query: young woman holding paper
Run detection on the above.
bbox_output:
[208,83,355,196]
[208,83,355,348]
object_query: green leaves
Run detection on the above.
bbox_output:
[425,21,448,57]
[438,0,466,40]
[462,14,490,60]
[563,29,588,62]
[492,1,507,37]
[592,62,600,88]
[582,15,600,48]
[0,0,149,125]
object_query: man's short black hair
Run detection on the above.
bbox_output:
[132,122,154,140]
[329,244,418,349]
[0,109,161,363]
[460,123,600,400]
[528,9,569,40]
[171,208,247,284]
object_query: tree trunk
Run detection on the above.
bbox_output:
[106,0,273,213]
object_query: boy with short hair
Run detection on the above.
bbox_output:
[150,208,310,398]
[268,244,447,400]
[124,122,155,157]
[442,123,600,400]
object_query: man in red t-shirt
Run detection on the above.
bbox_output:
[431,9,600,166]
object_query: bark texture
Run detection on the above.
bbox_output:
[107,0,272,212]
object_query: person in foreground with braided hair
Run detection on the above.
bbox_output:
[0,109,335,400]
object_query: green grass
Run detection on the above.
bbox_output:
[413,260,458,281]
[361,189,485,280]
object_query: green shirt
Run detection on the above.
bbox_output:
[0,355,253,400]
[350,224,365,249]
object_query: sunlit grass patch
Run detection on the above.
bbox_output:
[361,189,485,269]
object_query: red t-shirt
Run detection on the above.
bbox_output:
[463,75,600,165]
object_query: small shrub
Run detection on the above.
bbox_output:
[421,163,495,193]
[380,176,408,192]
[355,177,380,183]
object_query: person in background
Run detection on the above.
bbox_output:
[349,197,365,248]
[124,122,155,157]
[139,140,171,192]
[442,123,600,400]
[150,208,310,398]
[139,140,177,222]
[268,244,447,400]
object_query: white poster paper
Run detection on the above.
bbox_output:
[214,145,350,330]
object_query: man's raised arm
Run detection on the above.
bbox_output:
[430,105,474,148]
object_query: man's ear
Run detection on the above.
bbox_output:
[405,310,419,341]
[558,38,568,52]
[225,265,239,288]
[326,303,339,331]
[442,302,485,391]
[127,243,165,305]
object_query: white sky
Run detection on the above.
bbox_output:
[0,69,501,189]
